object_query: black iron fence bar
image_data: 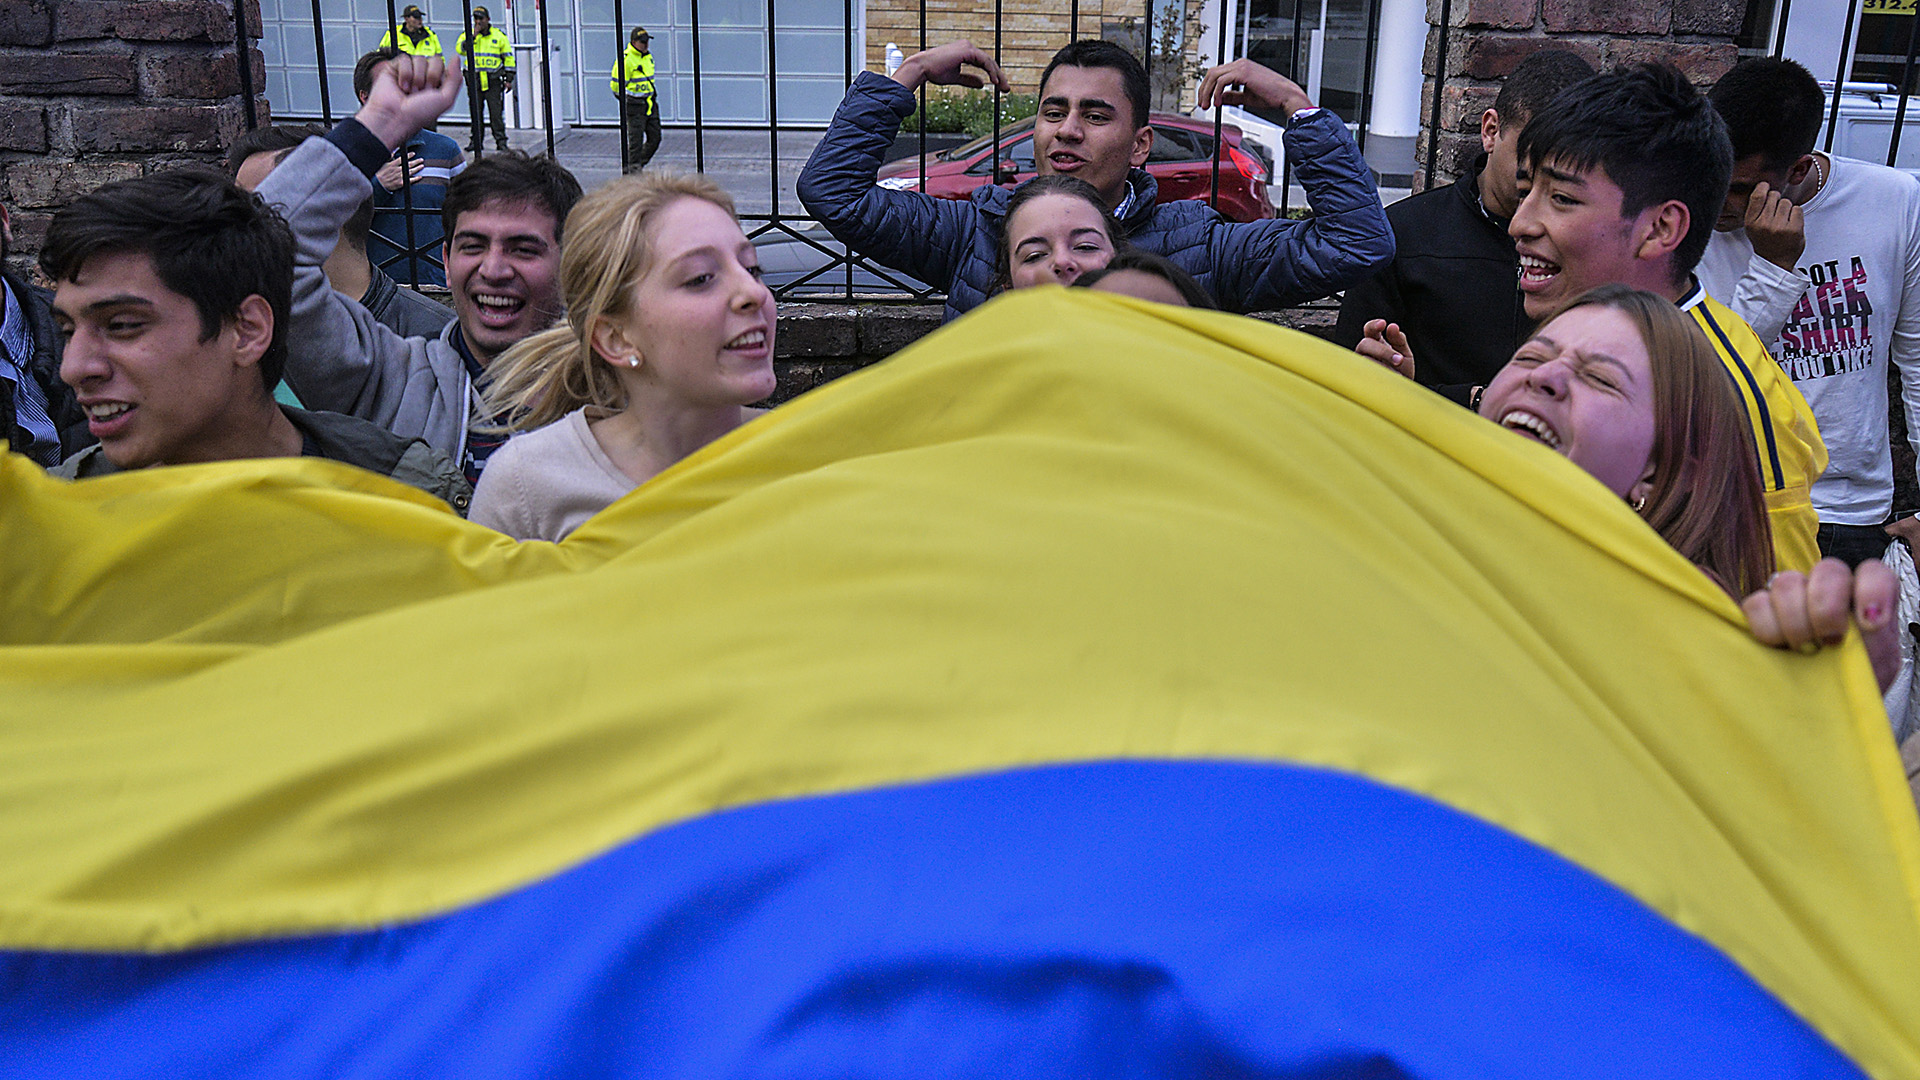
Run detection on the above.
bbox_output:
[766,0,782,217]
[917,0,927,195]
[1209,1,1226,210]
[745,220,933,295]
[1824,1,1859,153]
[1356,0,1382,156]
[739,217,940,297]
[1424,0,1453,188]
[1144,0,1153,88]
[1280,0,1306,215]
[534,0,556,158]
[844,0,854,294]
[992,0,1002,189]
[236,0,258,128]
[1070,0,1078,42]
[692,0,707,173]
[1889,8,1920,167]
[613,0,630,173]
[308,0,332,125]
[460,0,482,159]
[382,0,425,286]
[1772,0,1792,59]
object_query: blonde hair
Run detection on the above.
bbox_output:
[477,171,739,432]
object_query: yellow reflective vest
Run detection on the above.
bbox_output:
[611,47,656,113]
[455,27,515,90]
[379,27,443,58]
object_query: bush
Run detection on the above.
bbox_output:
[902,88,1038,137]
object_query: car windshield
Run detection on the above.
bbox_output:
[941,117,1037,160]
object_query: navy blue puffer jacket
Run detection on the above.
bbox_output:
[797,71,1395,320]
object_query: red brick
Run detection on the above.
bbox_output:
[4,159,140,209]
[0,50,136,95]
[1409,127,1483,189]
[56,1,232,43]
[0,0,53,47]
[69,102,240,152]
[0,105,50,152]
[1460,34,1603,80]
[1608,39,1737,84]
[142,46,265,98]
[1432,129,1482,180]
[1440,82,1500,133]
[7,210,51,257]
[1453,0,1538,30]
[1541,0,1670,34]
[1672,0,1744,36]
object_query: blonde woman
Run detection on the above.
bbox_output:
[470,173,777,540]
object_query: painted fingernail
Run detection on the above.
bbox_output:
[1864,603,1886,624]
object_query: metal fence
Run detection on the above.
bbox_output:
[238,0,1896,300]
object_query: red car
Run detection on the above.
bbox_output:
[875,113,1276,223]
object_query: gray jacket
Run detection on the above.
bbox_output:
[361,262,456,341]
[255,122,479,464]
[53,405,473,513]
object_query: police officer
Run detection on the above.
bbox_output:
[456,6,514,152]
[611,27,661,174]
[379,6,441,58]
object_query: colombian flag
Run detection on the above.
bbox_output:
[2,288,1918,1078]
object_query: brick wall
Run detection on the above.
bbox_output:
[1415,0,1746,191]
[0,0,268,272]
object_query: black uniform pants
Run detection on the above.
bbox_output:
[621,95,662,172]
[467,75,508,148]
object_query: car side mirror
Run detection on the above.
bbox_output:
[995,161,1020,185]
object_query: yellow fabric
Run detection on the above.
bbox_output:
[2,289,1918,1078]
[1689,292,1826,572]
[379,27,443,58]
[455,27,513,89]
[610,47,654,110]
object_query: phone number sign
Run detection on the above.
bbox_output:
[1866,0,1916,14]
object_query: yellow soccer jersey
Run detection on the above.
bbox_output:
[1682,283,1826,573]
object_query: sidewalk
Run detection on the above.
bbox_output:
[494,125,827,218]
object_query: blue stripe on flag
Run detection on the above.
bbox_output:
[0,761,1863,1079]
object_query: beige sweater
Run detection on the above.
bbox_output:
[469,408,637,540]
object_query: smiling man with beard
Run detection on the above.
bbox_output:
[256,53,582,486]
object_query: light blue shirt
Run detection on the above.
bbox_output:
[0,278,60,466]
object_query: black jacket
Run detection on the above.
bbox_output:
[1332,158,1529,396]
[2,269,91,463]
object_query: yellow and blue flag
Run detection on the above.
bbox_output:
[3,288,1919,1077]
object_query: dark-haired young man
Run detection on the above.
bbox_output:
[229,123,454,342]
[1700,57,1920,567]
[797,38,1392,319]
[256,53,583,484]
[1508,62,1825,572]
[354,47,467,286]
[40,169,469,509]
[1334,49,1593,395]
[0,202,90,467]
